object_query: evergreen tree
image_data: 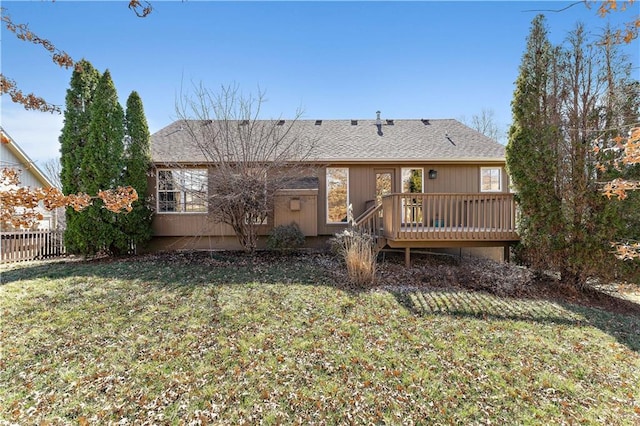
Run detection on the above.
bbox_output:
[59,59,100,253]
[75,70,127,255]
[508,16,640,287]
[506,15,564,276]
[121,91,153,250]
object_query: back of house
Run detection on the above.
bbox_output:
[148,117,518,261]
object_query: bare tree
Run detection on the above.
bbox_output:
[41,157,67,231]
[42,157,62,189]
[172,84,317,252]
[1,2,152,114]
[461,108,501,142]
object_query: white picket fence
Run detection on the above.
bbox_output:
[0,230,66,264]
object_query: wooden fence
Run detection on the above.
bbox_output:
[1,230,66,264]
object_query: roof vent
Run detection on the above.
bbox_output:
[165,125,183,136]
[277,120,285,126]
[386,119,394,125]
[421,119,430,125]
[351,120,358,126]
[240,120,249,126]
[315,120,322,125]
[445,133,456,146]
[375,111,383,136]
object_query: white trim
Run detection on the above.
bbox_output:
[156,168,208,214]
[401,167,424,193]
[480,167,502,192]
[326,167,349,224]
[1,127,54,188]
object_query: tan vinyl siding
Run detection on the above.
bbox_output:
[422,164,510,194]
[424,165,476,193]
[150,165,318,237]
[274,189,318,236]
[316,163,508,236]
[150,162,509,239]
[152,214,237,237]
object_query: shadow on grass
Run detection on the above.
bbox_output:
[560,301,640,353]
[393,288,640,353]
[0,251,330,288]
[3,251,639,354]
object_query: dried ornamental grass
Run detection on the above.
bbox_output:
[333,229,379,287]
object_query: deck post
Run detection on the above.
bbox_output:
[405,247,411,267]
[503,244,510,263]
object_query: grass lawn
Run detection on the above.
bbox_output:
[1,252,639,425]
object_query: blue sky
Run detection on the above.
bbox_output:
[1,1,638,166]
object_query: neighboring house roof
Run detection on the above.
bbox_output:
[0,127,54,188]
[151,119,505,164]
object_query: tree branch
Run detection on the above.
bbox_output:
[521,1,584,13]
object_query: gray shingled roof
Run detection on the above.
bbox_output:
[151,119,505,164]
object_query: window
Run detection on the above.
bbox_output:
[326,167,349,223]
[375,171,392,205]
[157,169,208,213]
[401,168,423,193]
[401,168,423,223]
[481,167,502,192]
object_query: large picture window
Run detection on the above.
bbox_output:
[480,167,502,192]
[326,167,349,223]
[157,169,208,213]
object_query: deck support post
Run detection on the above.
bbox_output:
[405,247,411,267]
[503,244,510,263]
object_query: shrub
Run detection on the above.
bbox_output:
[267,223,305,251]
[332,229,379,287]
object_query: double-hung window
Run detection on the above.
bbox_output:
[157,169,208,213]
[480,167,502,192]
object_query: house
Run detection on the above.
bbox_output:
[0,127,58,230]
[148,117,518,263]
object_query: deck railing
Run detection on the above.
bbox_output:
[382,193,518,241]
[352,203,386,248]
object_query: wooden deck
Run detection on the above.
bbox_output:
[354,193,519,265]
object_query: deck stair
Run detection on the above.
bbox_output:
[352,193,519,266]
[352,203,386,250]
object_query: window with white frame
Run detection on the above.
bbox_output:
[480,167,502,192]
[401,168,423,193]
[401,168,424,224]
[326,167,349,223]
[157,169,208,213]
